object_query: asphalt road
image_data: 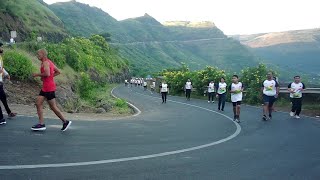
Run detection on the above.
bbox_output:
[0,85,319,180]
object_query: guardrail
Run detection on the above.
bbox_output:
[279,87,320,94]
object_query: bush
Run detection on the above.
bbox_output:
[76,73,97,100]
[3,50,36,80]
[45,44,66,68]
[115,98,127,108]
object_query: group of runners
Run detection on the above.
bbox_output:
[138,72,306,123]
[0,44,71,131]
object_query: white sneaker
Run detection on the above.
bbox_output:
[295,115,300,119]
[290,112,295,117]
[208,101,210,103]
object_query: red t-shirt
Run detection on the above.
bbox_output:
[41,59,56,92]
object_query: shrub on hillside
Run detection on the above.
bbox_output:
[3,50,36,80]
[45,44,66,68]
[76,73,97,100]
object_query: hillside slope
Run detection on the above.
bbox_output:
[0,0,67,42]
[49,1,258,75]
[232,29,320,76]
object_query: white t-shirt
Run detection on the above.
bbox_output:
[0,68,9,82]
[143,81,147,86]
[262,80,279,96]
[229,82,243,102]
[160,83,168,92]
[151,82,155,88]
[288,82,305,98]
[208,83,215,93]
[185,82,192,89]
[217,82,227,94]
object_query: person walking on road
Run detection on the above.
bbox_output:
[288,76,306,119]
[216,77,227,111]
[160,81,169,103]
[261,72,279,121]
[143,80,147,91]
[207,80,215,103]
[31,49,71,131]
[150,81,155,94]
[185,79,192,101]
[229,75,244,123]
[0,43,17,125]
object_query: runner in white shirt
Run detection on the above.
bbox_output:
[288,76,306,119]
[229,75,244,123]
[207,80,215,103]
[130,79,133,87]
[0,44,17,125]
[261,72,279,121]
[216,77,227,111]
[143,80,147,91]
[185,79,192,101]
[159,81,169,103]
[150,81,155,94]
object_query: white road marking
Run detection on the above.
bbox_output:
[0,87,241,170]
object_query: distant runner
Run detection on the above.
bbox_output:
[185,79,192,101]
[229,75,243,123]
[216,77,227,111]
[0,43,17,125]
[130,78,133,87]
[150,81,155,94]
[261,72,279,121]
[207,80,215,103]
[160,81,169,103]
[31,49,71,131]
[143,80,147,91]
[288,76,306,119]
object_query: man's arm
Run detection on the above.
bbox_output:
[3,68,10,80]
[275,81,280,97]
[53,65,61,77]
[33,61,50,77]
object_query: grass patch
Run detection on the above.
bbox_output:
[79,84,132,115]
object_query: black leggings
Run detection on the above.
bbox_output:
[291,98,302,116]
[186,89,191,99]
[0,84,12,119]
[208,92,215,101]
[161,92,168,102]
[218,93,226,110]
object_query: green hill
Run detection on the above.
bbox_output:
[49,1,258,75]
[0,0,67,42]
[232,29,320,84]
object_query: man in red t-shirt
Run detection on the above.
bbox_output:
[31,49,71,131]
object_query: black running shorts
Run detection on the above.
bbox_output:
[39,90,56,101]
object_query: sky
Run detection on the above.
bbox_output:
[44,0,320,35]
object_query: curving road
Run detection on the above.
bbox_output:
[0,85,319,180]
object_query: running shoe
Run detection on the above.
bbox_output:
[290,112,295,117]
[235,119,240,123]
[31,124,46,131]
[262,115,267,121]
[0,119,6,125]
[8,112,17,118]
[268,114,272,120]
[295,115,301,119]
[61,120,72,131]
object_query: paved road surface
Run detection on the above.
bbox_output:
[0,85,319,180]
